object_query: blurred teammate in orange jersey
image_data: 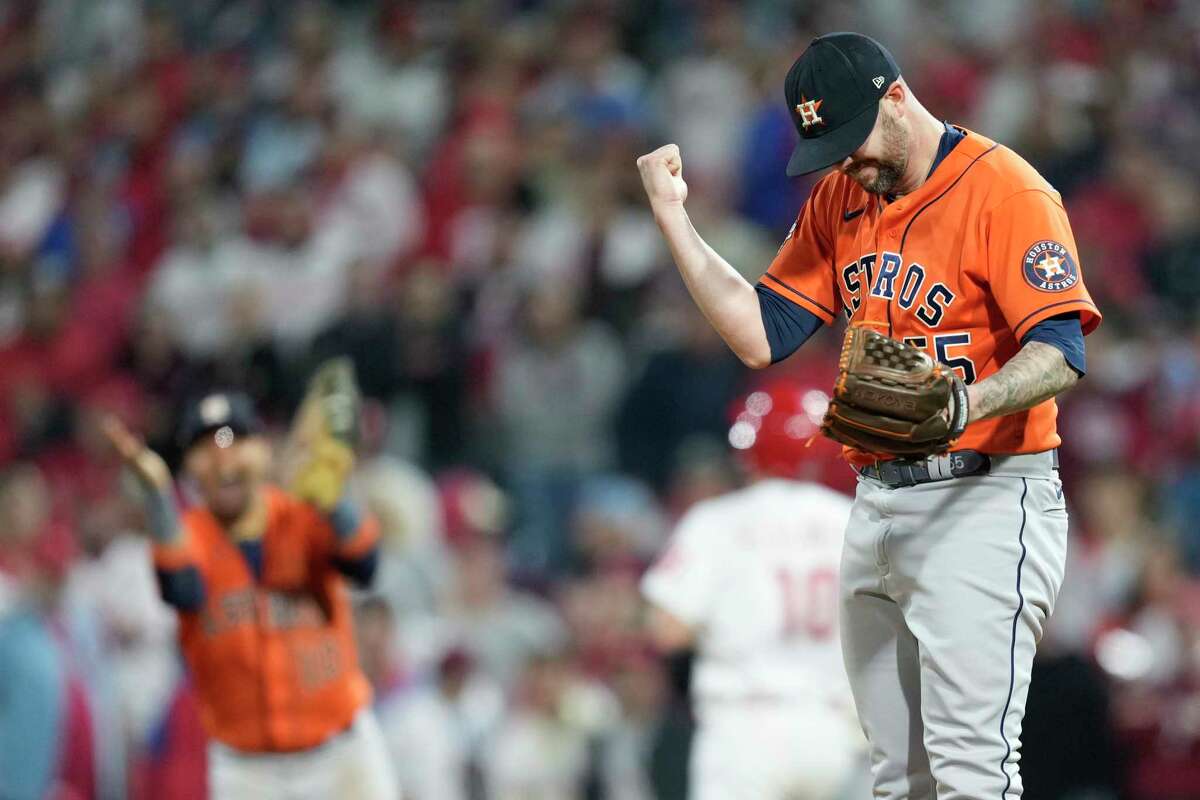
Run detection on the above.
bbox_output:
[104,391,398,800]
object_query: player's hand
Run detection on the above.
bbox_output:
[636,144,688,209]
[102,414,173,494]
[287,358,360,511]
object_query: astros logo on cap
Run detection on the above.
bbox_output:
[1022,240,1079,293]
[795,95,824,130]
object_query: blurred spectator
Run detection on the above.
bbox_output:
[0,465,66,800]
[408,536,568,690]
[737,44,812,235]
[310,261,401,402]
[0,153,66,264]
[495,277,625,575]
[331,4,450,158]
[617,299,747,491]
[369,600,503,800]
[358,596,485,800]
[145,194,249,361]
[660,439,741,519]
[483,651,620,800]
[313,125,424,269]
[389,262,469,466]
[356,434,453,614]
[65,481,178,750]
[652,3,752,193]
[1097,544,1200,798]
[601,652,666,800]
[437,467,510,551]
[313,259,468,466]
[1021,650,1121,800]
[571,475,665,573]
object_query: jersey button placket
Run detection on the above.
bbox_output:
[863,212,892,330]
[888,203,904,241]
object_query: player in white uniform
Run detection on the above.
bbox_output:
[641,379,867,800]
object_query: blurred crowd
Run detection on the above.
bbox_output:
[0,0,1198,798]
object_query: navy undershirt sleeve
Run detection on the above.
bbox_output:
[333,549,379,587]
[155,566,206,612]
[1021,313,1086,376]
[326,497,378,587]
[928,122,965,178]
[756,283,824,363]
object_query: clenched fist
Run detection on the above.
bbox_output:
[636,144,688,209]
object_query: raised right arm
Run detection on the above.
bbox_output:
[637,144,834,368]
[103,416,183,546]
[104,416,203,611]
[636,144,773,368]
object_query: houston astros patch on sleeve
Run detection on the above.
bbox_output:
[1022,240,1078,292]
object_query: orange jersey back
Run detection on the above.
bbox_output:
[762,127,1101,464]
[153,486,377,752]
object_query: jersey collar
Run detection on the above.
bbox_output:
[926,122,967,179]
[883,127,995,206]
[884,122,971,203]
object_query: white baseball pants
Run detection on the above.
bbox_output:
[840,454,1067,799]
[207,709,399,800]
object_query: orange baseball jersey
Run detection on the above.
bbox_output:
[761,127,1101,465]
[152,486,378,752]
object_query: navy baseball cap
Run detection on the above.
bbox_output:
[785,33,901,176]
[178,391,262,450]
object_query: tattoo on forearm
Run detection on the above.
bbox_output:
[968,341,1078,423]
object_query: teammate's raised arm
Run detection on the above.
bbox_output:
[636,144,773,369]
[103,414,183,546]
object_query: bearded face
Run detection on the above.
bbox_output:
[184,431,272,524]
[840,108,909,196]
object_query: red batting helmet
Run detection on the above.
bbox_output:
[728,379,855,493]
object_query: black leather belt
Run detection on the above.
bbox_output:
[857,449,1061,488]
[857,450,991,488]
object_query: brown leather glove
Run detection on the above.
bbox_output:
[821,327,969,458]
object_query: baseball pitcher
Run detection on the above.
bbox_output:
[642,380,866,800]
[637,32,1101,800]
[104,367,397,800]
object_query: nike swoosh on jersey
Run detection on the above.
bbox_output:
[843,206,866,222]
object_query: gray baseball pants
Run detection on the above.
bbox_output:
[840,451,1067,799]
